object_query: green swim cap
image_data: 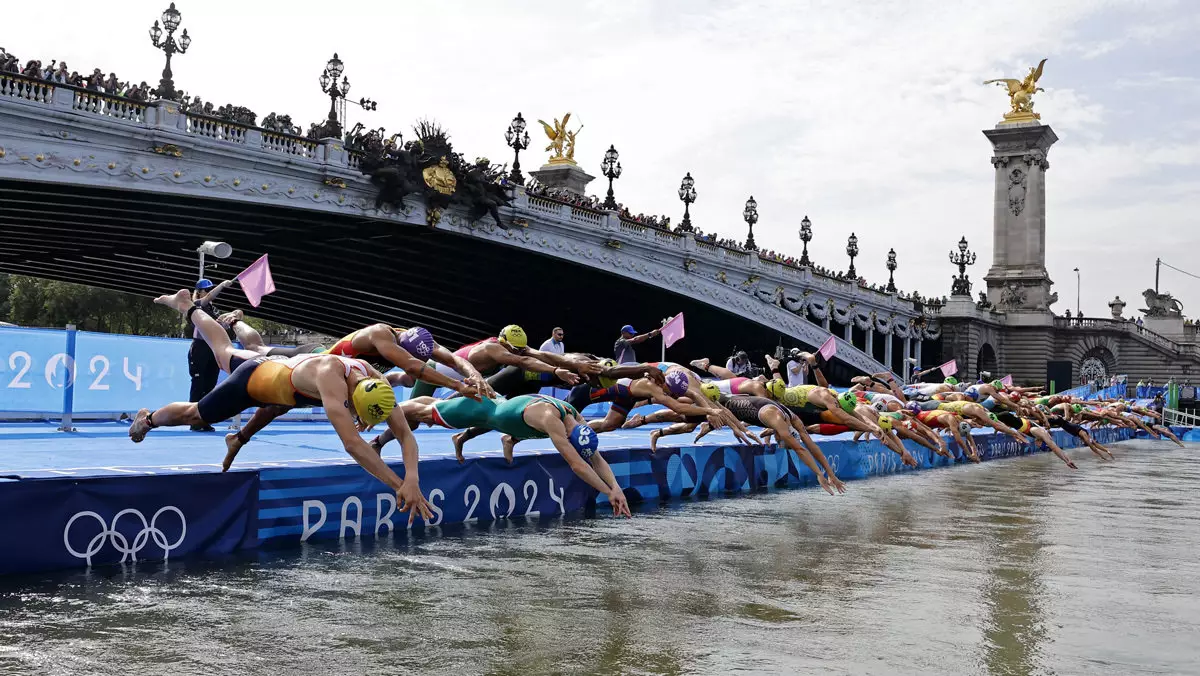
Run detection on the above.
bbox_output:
[838,391,858,413]
[991,380,1004,389]
[988,413,998,421]
[944,377,959,386]
[1072,404,1083,413]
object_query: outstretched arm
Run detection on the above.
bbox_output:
[370,328,481,400]
[627,328,661,345]
[430,344,493,399]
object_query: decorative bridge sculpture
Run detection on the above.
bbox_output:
[0,72,934,376]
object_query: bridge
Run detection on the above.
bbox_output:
[0,71,931,376]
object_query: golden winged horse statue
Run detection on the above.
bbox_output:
[537,113,582,164]
[984,58,1047,121]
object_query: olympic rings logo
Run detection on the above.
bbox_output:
[63,507,187,566]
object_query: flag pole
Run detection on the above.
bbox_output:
[661,316,669,362]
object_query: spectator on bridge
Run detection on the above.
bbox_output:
[1136,379,1146,398]
[540,327,565,354]
[614,324,660,364]
[188,278,235,433]
[1136,317,1144,332]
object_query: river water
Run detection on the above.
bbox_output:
[1,439,1197,676]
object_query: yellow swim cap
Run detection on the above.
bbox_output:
[766,379,786,400]
[700,381,721,402]
[598,358,618,388]
[878,415,893,431]
[351,377,396,426]
[498,325,528,349]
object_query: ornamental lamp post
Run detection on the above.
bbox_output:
[886,248,898,292]
[846,232,859,279]
[601,144,622,209]
[949,235,977,296]
[743,196,759,250]
[799,215,812,266]
[504,112,531,185]
[148,2,191,100]
[318,53,351,139]
[678,172,697,232]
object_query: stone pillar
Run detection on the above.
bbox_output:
[982,123,1058,312]
[529,162,595,195]
[844,321,852,342]
[903,336,912,368]
[822,314,830,332]
[885,332,894,370]
[914,336,923,370]
[866,327,874,357]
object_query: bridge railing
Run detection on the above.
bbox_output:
[1054,316,1182,352]
[0,72,55,104]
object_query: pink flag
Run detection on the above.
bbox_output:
[237,254,276,308]
[939,359,958,377]
[818,335,837,361]
[661,312,685,348]
[1001,374,1013,387]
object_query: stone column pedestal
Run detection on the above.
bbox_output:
[529,162,595,195]
[982,122,1058,312]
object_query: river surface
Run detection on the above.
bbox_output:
[1,439,1197,676]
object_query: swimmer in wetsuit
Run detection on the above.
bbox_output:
[654,392,846,495]
[916,409,980,461]
[130,289,433,524]
[993,411,1078,469]
[1045,413,1115,461]
[324,324,489,399]
[400,394,631,517]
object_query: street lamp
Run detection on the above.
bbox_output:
[1074,267,1081,315]
[601,144,622,209]
[798,215,812,266]
[846,233,859,279]
[886,248,898,292]
[318,53,351,139]
[504,112,531,185]
[148,3,191,101]
[677,172,697,232]
[743,196,759,250]
[949,236,977,295]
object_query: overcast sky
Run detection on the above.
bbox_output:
[5,0,1198,318]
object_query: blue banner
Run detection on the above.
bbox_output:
[0,472,258,575]
[0,326,70,412]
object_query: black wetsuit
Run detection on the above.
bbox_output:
[1047,414,1085,438]
[719,394,790,427]
[566,381,639,416]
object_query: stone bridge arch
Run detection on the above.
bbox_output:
[1066,335,1121,381]
[977,342,998,379]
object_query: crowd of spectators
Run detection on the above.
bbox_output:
[1,48,152,101]
[526,181,603,210]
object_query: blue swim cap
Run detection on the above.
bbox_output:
[664,369,690,397]
[569,423,599,461]
[398,326,435,359]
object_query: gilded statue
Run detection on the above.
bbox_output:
[422,156,457,196]
[984,58,1047,123]
[538,113,584,165]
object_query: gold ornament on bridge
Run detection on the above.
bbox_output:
[984,58,1047,124]
[422,156,457,195]
[538,113,584,165]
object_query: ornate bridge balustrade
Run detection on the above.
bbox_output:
[0,71,933,376]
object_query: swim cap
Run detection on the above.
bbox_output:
[568,423,599,461]
[1072,404,1083,413]
[838,391,858,413]
[700,381,721,402]
[351,377,396,426]
[498,325,528,349]
[906,401,922,414]
[664,369,689,397]
[597,358,618,388]
[766,379,786,400]
[958,421,972,435]
[991,380,1004,389]
[878,415,893,431]
[398,326,435,359]
[988,413,998,421]
[944,377,959,386]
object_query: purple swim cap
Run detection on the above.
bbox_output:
[664,369,690,397]
[398,326,435,359]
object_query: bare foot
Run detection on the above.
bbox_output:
[689,358,710,372]
[368,436,383,456]
[452,432,467,464]
[764,354,780,372]
[502,435,516,464]
[621,413,645,429]
[222,433,243,472]
[128,408,153,443]
[649,430,660,453]
[154,289,193,312]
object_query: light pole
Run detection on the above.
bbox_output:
[148,3,191,101]
[845,233,859,279]
[601,144,622,209]
[949,236,977,295]
[677,172,696,232]
[886,248,898,292]
[743,196,758,250]
[1074,267,1081,315]
[196,240,232,279]
[798,215,812,267]
[318,53,351,139]
[505,112,530,185]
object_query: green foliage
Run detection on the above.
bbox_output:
[0,274,182,335]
